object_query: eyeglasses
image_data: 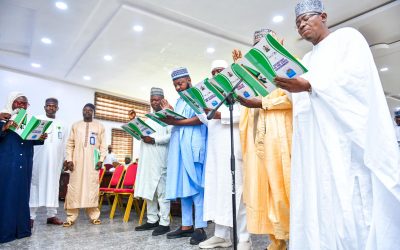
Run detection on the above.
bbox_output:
[296,12,321,29]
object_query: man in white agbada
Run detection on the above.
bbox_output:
[103,145,118,166]
[199,60,251,250]
[134,87,171,236]
[274,0,400,249]
[394,107,400,147]
[29,98,66,226]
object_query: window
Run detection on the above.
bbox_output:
[111,128,133,163]
[94,92,150,123]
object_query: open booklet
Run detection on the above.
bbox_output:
[123,109,187,139]
[203,33,307,101]
[9,109,53,140]
[121,117,156,141]
[145,108,186,127]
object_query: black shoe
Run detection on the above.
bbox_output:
[189,228,207,245]
[166,227,194,239]
[152,225,170,236]
[135,221,159,231]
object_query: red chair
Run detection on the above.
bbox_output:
[109,163,140,222]
[98,165,124,210]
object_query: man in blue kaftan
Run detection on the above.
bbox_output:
[161,67,208,245]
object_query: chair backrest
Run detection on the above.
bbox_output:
[108,165,125,188]
[121,163,138,188]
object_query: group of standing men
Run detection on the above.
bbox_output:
[1,0,400,249]
[0,92,107,242]
[132,1,400,250]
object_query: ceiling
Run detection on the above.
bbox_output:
[0,0,399,107]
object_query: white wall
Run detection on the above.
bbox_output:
[0,68,141,159]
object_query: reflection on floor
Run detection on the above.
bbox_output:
[1,202,270,249]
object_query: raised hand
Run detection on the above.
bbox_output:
[160,99,173,110]
[232,49,242,63]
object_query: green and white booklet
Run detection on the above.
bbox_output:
[156,108,187,120]
[209,65,258,99]
[178,90,204,114]
[145,108,187,127]
[244,33,307,82]
[121,117,155,141]
[9,109,52,140]
[182,78,226,112]
[208,34,307,99]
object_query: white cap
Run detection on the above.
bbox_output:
[211,60,228,70]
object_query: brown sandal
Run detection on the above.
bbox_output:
[91,219,101,225]
[62,221,74,227]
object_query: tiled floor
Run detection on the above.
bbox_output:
[1,202,270,250]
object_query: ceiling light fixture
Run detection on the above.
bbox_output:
[55,2,68,10]
[83,76,91,80]
[103,55,113,61]
[31,63,41,68]
[273,15,284,23]
[41,37,52,44]
[206,47,215,54]
[133,25,143,32]
[380,67,389,72]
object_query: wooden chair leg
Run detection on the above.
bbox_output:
[123,195,134,222]
[109,194,119,219]
[138,200,147,226]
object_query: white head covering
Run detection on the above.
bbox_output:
[171,67,190,81]
[211,60,228,70]
[295,0,325,18]
[150,87,164,97]
[1,91,24,113]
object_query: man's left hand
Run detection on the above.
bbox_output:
[237,96,262,108]
[141,136,155,144]
[96,161,103,170]
[274,76,311,93]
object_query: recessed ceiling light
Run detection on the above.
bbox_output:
[103,55,113,61]
[273,15,284,23]
[206,47,215,54]
[41,37,52,44]
[31,63,41,68]
[380,67,389,72]
[55,2,68,10]
[133,25,143,32]
[83,76,91,80]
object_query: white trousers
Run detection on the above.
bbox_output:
[146,180,171,226]
[30,207,57,220]
[214,198,250,242]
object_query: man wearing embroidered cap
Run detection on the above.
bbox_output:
[233,28,292,250]
[161,67,208,245]
[273,0,400,249]
[134,87,172,236]
[199,60,251,250]
[63,103,107,227]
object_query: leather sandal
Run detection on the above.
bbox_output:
[91,219,101,225]
[63,221,74,227]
